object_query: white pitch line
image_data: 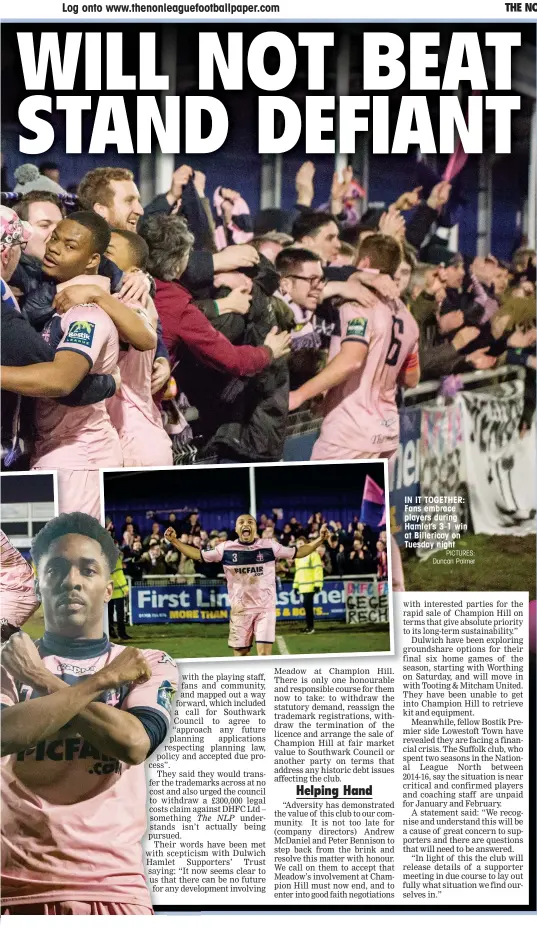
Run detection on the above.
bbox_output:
[276,635,289,655]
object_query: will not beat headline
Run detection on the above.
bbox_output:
[16,31,522,155]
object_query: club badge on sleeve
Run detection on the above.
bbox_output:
[347,317,368,339]
[157,680,176,714]
[63,320,96,348]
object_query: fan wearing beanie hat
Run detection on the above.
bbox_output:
[13,164,66,197]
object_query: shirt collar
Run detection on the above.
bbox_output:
[39,631,110,658]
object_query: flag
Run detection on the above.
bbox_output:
[442,91,481,183]
[360,476,386,528]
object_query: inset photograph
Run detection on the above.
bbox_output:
[0,471,57,640]
[101,461,392,660]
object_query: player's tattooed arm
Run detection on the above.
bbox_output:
[163,527,202,561]
[295,526,329,558]
[1,638,153,764]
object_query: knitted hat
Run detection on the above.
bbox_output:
[13,163,66,196]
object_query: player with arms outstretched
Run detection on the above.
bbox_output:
[165,517,328,656]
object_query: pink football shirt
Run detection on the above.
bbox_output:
[312,297,419,459]
[31,302,122,470]
[107,302,172,467]
[201,537,296,612]
[0,531,39,630]
[1,640,178,908]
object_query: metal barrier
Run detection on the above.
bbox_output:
[402,364,524,405]
[284,364,524,443]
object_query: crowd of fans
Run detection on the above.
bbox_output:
[1,155,535,522]
[105,508,388,582]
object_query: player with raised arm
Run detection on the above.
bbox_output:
[1,512,178,916]
[165,518,329,657]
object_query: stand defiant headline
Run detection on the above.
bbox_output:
[17,30,522,156]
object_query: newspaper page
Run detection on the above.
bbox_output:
[0,1,535,927]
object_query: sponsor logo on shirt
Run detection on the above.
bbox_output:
[16,737,122,774]
[229,566,265,576]
[346,317,368,339]
[63,319,95,348]
[157,679,175,715]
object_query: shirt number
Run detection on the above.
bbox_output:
[386,317,404,367]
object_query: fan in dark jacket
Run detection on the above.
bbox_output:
[188,255,291,463]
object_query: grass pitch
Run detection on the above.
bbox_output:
[22,613,390,659]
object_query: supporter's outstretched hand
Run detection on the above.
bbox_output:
[379,205,406,242]
[118,271,151,305]
[170,164,193,201]
[338,278,377,308]
[427,181,452,211]
[214,272,252,292]
[466,348,497,370]
[218,287,252,316]
[213,244,259,273]
[424,266,448,307]
[437,309,465,334]
[164,527,177,543]
[330,165,354,214]
[451,326,480,351]
[220,187,241,203]
[353,271,399,301]
[288,389,304,412]
[507,327,537,349]
[393,186,422,211]
[264,326,291,360]
[193,170,206,198]
[295,161,315,207]
[151,357,171,394]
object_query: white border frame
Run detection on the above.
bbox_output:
[0,469,59,519]
[99,459,394,663]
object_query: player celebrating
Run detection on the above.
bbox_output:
[289,234,420,461]
[0,529,40,641]
[0,211,156,517]
[1,512,178,916]
[165,517,328,656]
